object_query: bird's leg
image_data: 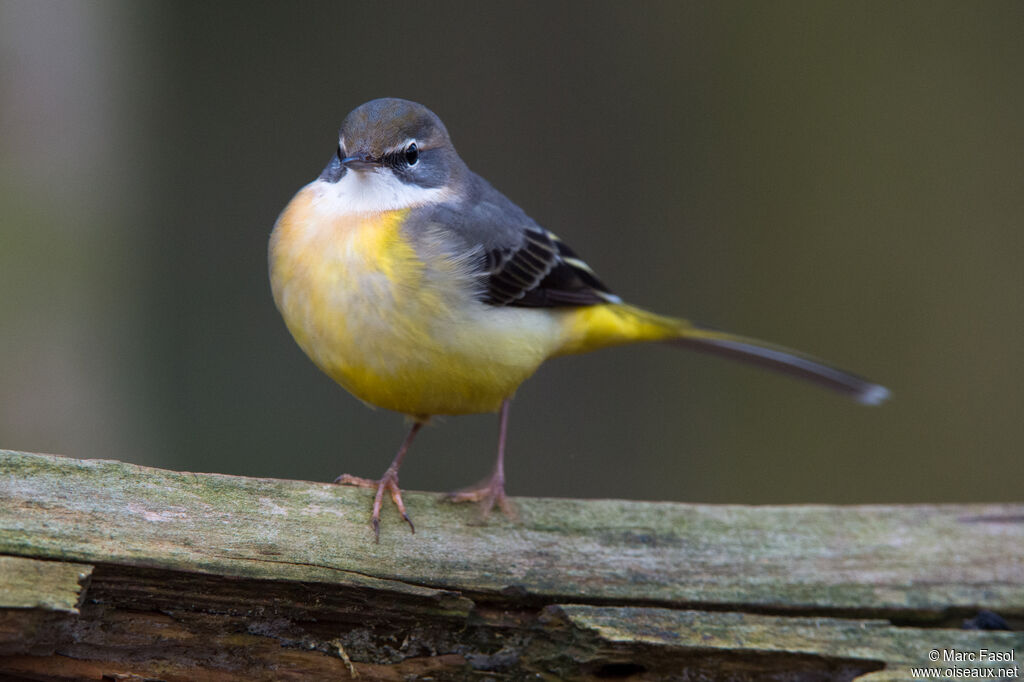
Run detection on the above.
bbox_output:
[446,399,516,519]
[335,421,423,541]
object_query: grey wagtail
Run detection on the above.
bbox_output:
[269,97,889,540]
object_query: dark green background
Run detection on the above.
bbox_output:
[2,2,1021,504]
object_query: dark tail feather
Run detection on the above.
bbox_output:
[666,328,890,405]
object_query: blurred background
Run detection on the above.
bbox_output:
[1,1,1021,504]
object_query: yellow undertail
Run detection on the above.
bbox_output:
[560,304,889,405]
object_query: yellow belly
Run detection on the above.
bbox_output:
[268,184,567,416]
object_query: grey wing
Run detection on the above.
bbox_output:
[440,174,621,308]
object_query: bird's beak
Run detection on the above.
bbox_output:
[341,153,381,171]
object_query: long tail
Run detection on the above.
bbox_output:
[557,303,890,405]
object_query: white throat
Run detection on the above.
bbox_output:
[310,168,450,215]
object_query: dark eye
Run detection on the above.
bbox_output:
[404,143,419,166]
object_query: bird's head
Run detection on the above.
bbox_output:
[318,98,463,212]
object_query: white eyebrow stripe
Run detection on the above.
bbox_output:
[383,138,417,156]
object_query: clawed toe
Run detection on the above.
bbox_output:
[446,475,516,520]
[366,469,414,541]
[333,422,424,541]
[334,473,377,487]
[444,399,516,521]
[333,400,519,539]
[334,468,415,542]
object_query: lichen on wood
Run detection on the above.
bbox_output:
[1,449,1021,680]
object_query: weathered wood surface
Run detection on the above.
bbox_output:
[0,448,1021,680]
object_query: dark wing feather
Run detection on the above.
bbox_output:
[483,226,620,308]
[414,170,620,309]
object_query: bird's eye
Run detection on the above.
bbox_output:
[404,143,419,166]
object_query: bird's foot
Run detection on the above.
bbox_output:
[333,473,376,487]
[335,468,414,542]
[446,471,516,521]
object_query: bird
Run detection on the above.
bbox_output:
[268,97,889,540]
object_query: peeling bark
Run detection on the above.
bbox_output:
[1,449,1021,680]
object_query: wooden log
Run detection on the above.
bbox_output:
[0,449,1021,680]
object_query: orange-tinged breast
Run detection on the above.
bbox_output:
[269,185,425,395]
[269,183,563,416]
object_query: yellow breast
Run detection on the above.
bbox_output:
[268,183,565,416]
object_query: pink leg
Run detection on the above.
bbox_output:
[447,399,516,519]
[335,421,422,541]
